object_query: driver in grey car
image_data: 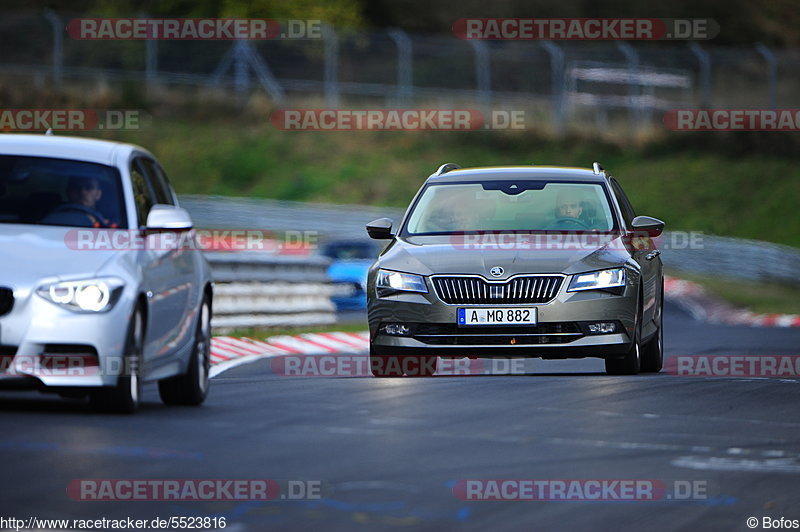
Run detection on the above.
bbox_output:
[555,191,583,221]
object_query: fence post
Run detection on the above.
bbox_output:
[233,41,252,98]
[145,36,158,93]
[755,43,777,109]
[43,10,63,87]
[387,29,412,106]
[323,24,340,108]
[688,43,712,108]
[467,40,491,107]
[616,41,642,128]
[539,41,565,135]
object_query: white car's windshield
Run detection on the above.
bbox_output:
[0,155,126,228]
[404,181,617,235]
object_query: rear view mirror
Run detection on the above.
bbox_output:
[366,218,394,240]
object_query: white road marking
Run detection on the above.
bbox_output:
[672,455,800,474]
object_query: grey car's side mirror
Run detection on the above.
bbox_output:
[366,218,394,240]
[145,205,193,231]
[630,215,665,237]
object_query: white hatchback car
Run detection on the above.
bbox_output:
[0,134,213,412]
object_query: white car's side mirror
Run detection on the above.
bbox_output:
[145,205,193,231]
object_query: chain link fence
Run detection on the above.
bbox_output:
[2,12,799,132]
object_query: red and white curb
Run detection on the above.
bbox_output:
[209,332,368,376]
[664,276,800,328]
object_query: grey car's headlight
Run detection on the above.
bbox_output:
[568,268,626,292]
[376,269,428,296]
[37,277,124,312]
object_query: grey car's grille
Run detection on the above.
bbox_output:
[0,288,13,316]
[432,276,563,305]
[412,322,582,346]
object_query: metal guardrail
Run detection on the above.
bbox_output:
[204,252,337,330]
[661,233,800,286]
[181,195,405,237]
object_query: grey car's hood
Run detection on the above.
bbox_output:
[0,224,122,287]
[381,234,635,277]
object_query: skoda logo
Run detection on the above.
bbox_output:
[489,266,504,277]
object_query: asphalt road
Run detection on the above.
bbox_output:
[1,302,799,531]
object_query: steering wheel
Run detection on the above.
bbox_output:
[546,217,591,230]
[49,204,113,228]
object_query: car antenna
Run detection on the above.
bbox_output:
[45,128,54,136]
[592,162,605,175]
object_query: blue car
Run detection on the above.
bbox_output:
[322,240,382,310]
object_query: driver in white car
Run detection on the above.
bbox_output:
[43,176,112,227]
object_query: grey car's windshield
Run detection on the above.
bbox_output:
[0,155,126,228]
[404,181,617,235]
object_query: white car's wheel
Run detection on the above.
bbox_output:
[92,306,143,413]
[158,296,211,406]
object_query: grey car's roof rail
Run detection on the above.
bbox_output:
[592,162,605,175]
[434,163,461,176]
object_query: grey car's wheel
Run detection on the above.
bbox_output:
[158,296,211,406]
[369,346,403,377]
[605,295,642,376]
[92,306,143,413]
[641,281,664,373]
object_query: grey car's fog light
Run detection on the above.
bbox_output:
[588,322,616,334]
[382,324,411,336]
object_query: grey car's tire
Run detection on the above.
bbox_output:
[158,296,211,406]
[641,281,664,373]
[605,295,642,376]
[92,306,143,413]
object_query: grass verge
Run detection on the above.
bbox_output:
[220,322,368,339]
[668,269,800,315]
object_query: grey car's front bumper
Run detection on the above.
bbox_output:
[368,280,638,359]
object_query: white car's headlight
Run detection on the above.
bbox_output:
[568,268,626,292]
[376,269,428,296]
[37,277,124,312]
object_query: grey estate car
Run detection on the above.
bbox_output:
[366,163,664,377]
[0,134,213,412]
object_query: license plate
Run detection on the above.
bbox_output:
[457,307,537,326]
